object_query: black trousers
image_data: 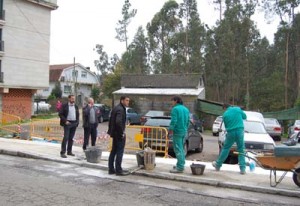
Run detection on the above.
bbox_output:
[61,123,77,154]
[83,123,98,150]
[108,136,126,173]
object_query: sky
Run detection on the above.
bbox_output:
[49,0,279,72]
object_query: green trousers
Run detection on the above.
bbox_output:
[173,134,185,171]
[216,128,246,172]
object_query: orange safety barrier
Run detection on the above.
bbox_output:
[30,119,63,141]
[0,112,21,138]
[108,125,170,158]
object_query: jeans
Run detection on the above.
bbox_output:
[83,123,98,150]
[108,136,126,172]
[216,128,246,171]
[172,134,185,171]
[61,123,77,154]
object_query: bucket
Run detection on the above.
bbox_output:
[190,163,205,175]
[84,146,102,163]
[144,147,155,170]
[136,150,145,167]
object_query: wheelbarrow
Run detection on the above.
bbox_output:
[235,151,300,187]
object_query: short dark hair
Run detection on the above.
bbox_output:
[68,94,74,99]
[120,95,129,102]
[223,103,231,109]
[171,96,183,104]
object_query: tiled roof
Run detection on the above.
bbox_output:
[49,64,74,82]
[121,74,202,88]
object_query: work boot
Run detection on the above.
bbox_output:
[212,161,220,171]
[169,168,184,173]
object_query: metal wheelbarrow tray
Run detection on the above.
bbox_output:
[241,144,300,187]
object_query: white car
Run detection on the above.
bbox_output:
[264,118,282,141]
[288,120,300,138]
[34,101,51,112]
[212,116,222,136]
[218,111,275,163]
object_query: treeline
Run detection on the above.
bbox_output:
[94,0,300,112]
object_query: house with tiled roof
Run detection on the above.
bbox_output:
[37,63,99,106]
[113,74,205,113]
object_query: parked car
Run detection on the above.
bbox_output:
[126,107,142,125]
[140,116,203,156]
[264,118,282,141]
[288,120,300,138]
[218,111,275,164]
[34,101,51,112]
[140,110,169,124]
[190,113,204,132]
[94,103,111,123]
[212,116,223,136]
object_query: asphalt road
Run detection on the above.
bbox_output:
[0,155,299,206]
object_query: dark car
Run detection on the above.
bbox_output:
[140,116,203,156]
[126,107,142,125]
[190,113,204,132]
[140,110,169,125]
[94,103,111,123]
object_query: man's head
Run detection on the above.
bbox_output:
[171,96,183,106]
[68,95,75,104]
[120,95,130,107]
[223,103,231,110]
[88,97,94,106]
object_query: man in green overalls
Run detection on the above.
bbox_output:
[212,103,247,174]
[169,96,190,173]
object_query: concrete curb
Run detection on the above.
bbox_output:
[1,148,299,198]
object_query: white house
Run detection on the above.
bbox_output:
[37,63,99,106]
[0,0,57,119]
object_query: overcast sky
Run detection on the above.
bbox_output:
[49,0,279,71]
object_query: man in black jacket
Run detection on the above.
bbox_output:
[82,97,100,150]
[107,96,130,176]
[59,95,79,158]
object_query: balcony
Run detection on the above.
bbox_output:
[0,41,4,56]
[0,72,4,83]
[0,10,5,25]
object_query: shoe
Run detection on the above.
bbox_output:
[108,170,115,175]
[116,170,130,176]
[212,161,220,171]
[67,152,75,156]
[60,154,67,158]
[240,170,246,175]
[169,168,184,173]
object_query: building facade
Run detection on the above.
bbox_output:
[0,0,57,119]
[36,63,99,106]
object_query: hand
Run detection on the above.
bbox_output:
[65,121,70,125]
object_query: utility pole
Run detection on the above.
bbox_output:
[73,57,78,104]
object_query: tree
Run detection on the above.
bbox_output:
[51,81,62,99]
[147,0,181,73]
[121,26,150,74]
[94,44,110,76]
[102,63,123,98]
[115,0,137,50]
[91,86,100,103]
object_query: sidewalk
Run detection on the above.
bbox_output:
[0,137,299,197]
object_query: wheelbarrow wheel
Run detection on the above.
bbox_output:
[292,167,300,187]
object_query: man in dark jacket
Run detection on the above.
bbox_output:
[82,97,100,150]
[107,96,130,176]
[59,95,79,158]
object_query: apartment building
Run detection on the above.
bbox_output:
[0,0,57,119]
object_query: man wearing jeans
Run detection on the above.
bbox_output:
[168,96,190,173]
[107,96,130,176]
[212,103,247,174]
[59,95,79,158]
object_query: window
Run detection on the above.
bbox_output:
[81,71,87,78]
[43,87,49,92]
[64,85,71,93]
[72,70,78,78]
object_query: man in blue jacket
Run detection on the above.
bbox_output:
[212,103,247,174]
[169,96,190,173]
